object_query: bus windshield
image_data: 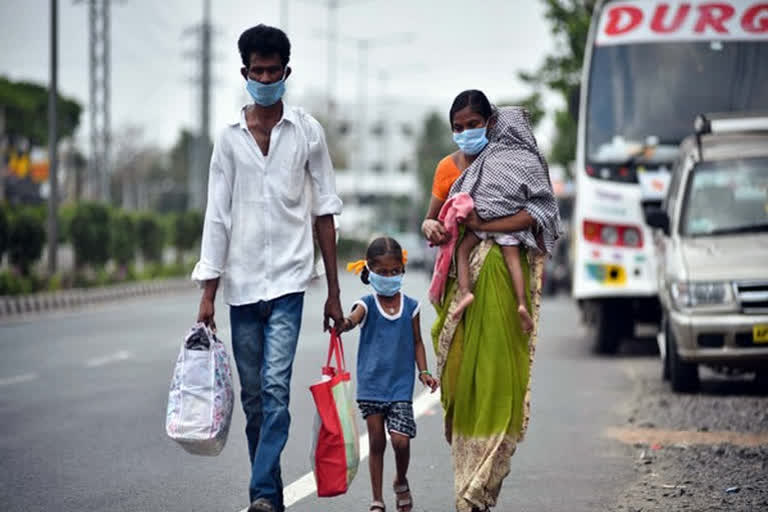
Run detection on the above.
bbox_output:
[586,41,768,164]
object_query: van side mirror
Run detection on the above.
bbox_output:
[568,85,581,120]
[645,208,670,236]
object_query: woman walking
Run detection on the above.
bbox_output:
[422,90,559,511]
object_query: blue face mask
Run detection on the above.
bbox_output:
[368,269,403,297]
[246,73,286,107]
[453,126,489,155]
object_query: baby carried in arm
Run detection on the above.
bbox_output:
[447,106,561,329]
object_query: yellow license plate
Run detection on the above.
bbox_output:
[754,325,768,343]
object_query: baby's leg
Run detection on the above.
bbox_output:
[454,231,482,319]
[501,244,534,334]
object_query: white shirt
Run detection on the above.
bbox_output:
[191,104,343,305]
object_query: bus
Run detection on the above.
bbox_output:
[572,0,768,353]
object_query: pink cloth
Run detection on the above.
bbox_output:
[428,193,475,304]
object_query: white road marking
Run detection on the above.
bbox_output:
[0,372,38,387]
[85,350,134,368]
[239,389,442,511]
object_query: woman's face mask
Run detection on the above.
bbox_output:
[453,126,489,155]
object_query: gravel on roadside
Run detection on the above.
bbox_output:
[612,363,768,511]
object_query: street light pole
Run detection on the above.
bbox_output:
[327,0,338,124]
[356,39,368,171]
[280,0,290,33]
[47,0,59,275]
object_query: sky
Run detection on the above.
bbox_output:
[0,0,560,152]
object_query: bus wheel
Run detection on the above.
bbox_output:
[591,301,622,355]
[667,325,699,393]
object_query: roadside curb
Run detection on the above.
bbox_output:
[0,278,195,319]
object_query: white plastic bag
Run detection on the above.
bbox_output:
[165,324,234,456]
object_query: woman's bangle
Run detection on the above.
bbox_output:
[419,370,431,376]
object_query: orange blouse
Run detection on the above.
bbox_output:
[431,155,462,201]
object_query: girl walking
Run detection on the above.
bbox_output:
[342,237,439,512]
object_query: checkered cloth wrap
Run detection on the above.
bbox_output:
[448,106,561,254]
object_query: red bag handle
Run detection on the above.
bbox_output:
[325,329,346,372]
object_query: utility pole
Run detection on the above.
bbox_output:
[183,0,215,212]
[377,70,390,173]
[48,0,59,274]
[199,0,211,211]
[102,0,111,203]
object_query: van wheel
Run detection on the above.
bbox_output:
[591,301,622,355]
[662,319,671,381]
[667,325,699,392]
[755,371,768,392]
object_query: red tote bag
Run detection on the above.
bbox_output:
[309,330,360,497]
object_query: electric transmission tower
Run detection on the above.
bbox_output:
[75,0,113,202]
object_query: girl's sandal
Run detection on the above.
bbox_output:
[369,501,386,512]
[393,481,413,512]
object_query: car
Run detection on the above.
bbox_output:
[645,112,768,392]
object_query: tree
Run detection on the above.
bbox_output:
[0,76,82,145]
[415,112,455,215]
[497,92,546,130]
[519,0,595,171]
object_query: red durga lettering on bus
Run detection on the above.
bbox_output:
[604,2,768,36]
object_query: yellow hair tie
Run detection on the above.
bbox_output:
[346,260,366,275]
[347,249,408,275]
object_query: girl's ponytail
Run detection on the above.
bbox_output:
[360,266,370,285]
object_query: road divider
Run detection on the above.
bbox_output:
[0,278,195,320]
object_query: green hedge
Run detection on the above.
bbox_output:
[70,202,112,269]
[0,202,205,295]
[137,213,165,263]
[0,204,8,262]
[111,211,137,267]
[8,209,46,275]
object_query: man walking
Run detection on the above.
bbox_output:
[192,24,344,512]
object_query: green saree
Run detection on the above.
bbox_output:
[431,240,544,511]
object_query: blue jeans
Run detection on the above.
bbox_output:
[230,292,304,511]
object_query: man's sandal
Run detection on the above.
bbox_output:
[393,481,413,512]
[369,501,386,511]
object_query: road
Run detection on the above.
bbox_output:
[2,270,647,512]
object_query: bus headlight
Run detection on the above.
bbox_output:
[669,281,734,309]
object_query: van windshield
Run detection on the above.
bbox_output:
[681,157,768,237]
[586,41,768,164]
